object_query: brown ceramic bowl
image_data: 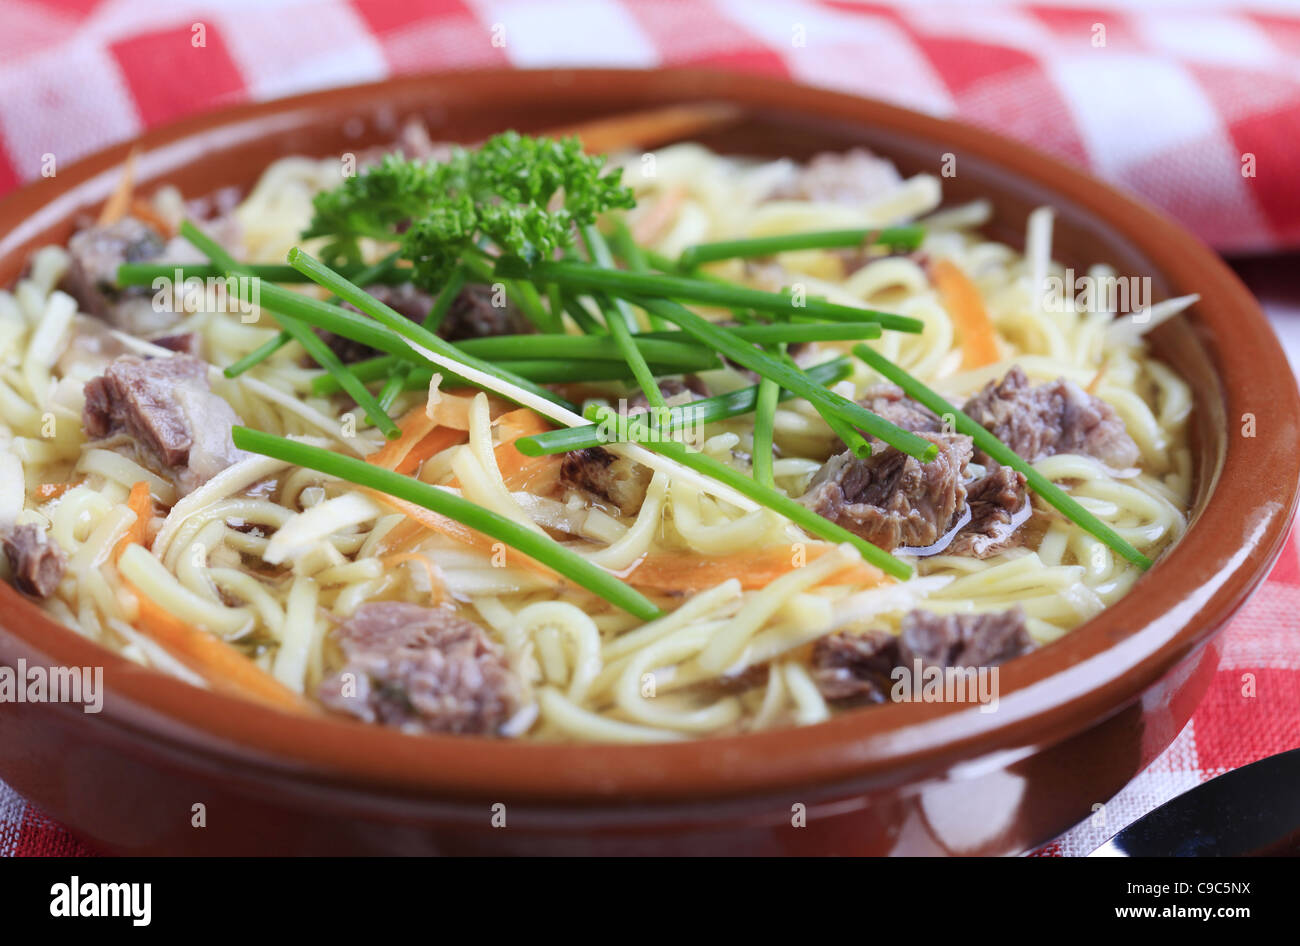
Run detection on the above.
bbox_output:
[0,69,1296,856]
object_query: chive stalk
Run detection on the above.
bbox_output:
[607,220,670,330]
[815,405,872,459]
[561,294,605,335]
[679,226,925,268]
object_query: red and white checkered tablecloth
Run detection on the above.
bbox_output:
[1,0,1297,857]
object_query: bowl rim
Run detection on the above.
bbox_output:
[1,67,1296,806]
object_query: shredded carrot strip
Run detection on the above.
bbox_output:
[396,427,465,477]
[366,404,438,471]
[931,259,999,371]
[492,409,562,492]
[113,481,153,562]
[364,489,491,551]
[618,545,887,592]
[124,581,308,713]
[381,551,446,604]
[425,385,511,431]
[98,146,140,225]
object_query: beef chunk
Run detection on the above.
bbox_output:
[439,282,529,342]
[770,148,903,204]
[59,217,167,325]
[947,466,1029,558]
[560,447,652,516]
[2,524,65,598]
[326,282,529,363]
[813,607,1032,703]
[809,385,1037,556]
[962,365,1140,468]
[798,432,973,551]
[82,354,243,493]
[811,629,900,703]
[898,608,1032,669]
[318,602,523,736]
[561,380,706,515]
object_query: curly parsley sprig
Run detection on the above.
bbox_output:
[302,131,635,287]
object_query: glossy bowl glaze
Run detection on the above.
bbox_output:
[0,69,1295,856]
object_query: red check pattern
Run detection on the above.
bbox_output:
[1,0,1298,857]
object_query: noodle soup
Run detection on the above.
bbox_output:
[0,128,1194,742]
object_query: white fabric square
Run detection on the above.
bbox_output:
[1135,12,1283,68]
[469,0,660,68]
[220,3,388,100]
[1048,53,1220,175]
[0,38,141,183]
[718,0,956,115]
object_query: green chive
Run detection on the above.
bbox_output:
[423,265,467,335]
[815,405,872,459]
[637,322,881,345]
[514,357,853,457]
[679,226,925,268]
[852,343,1153,569]
[561,294,605,335]
[223,331,295,380]
[608,220,670,330]
[633,297,937,461]
[178,222,399,439]
[231,427,663,620]
[505,259,923,334]
[509,278,557,334]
